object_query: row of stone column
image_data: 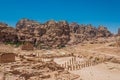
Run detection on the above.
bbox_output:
[61,57,106,71]
[61,61,93,71]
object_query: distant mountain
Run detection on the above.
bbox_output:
[0,18,113,49]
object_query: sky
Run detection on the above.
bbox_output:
[0,0,120,33]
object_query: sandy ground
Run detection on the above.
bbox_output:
[0,73,4,80]
[70,62,120,80]
[0,38,120,80]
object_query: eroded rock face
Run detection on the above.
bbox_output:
[39,20,70,48]
[0,19,113,48]
[0,22,18,43]
[16,18,41,43]
[69,24,112,44]
[97,26,112,37]
[16,19,70,48]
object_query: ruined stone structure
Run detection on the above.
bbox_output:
[22,42,34,50]
[0,53,15,63]
[60,56,106,71]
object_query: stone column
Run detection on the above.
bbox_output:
[67,61,69,66]
[87,61,89,67]
[86,62,88,67]
[81,64,83,68]
[74,57,76,62]
[70,59,72,65]
[83,63,86,67]
[73,65,75,70]
[72,58,74,64]
[76,65,78,70]
[70,66,72,71]
[71,65,73,71]
[88,61,90,67]
[78,64,80,70]
[65,62,67,68]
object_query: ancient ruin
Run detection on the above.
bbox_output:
[0,53,15,63]
[0,19,120,80]
[22,42,34,51]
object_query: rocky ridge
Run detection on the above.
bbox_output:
[69,23,112,44]
[0,18,113,48]
[0,22,18,43]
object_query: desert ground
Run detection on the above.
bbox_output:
[71,62,120,80]
[0,37,120,80]
[54,39,120,80]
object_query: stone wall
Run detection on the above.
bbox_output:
[0,53,15,63]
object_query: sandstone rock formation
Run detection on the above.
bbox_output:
[16,19,70,48]
[0,18,113,49]
[39,20,70,48]
[97,26,112,37]
[16,18,41,43]
[0,22,18,43]
[69,23,112,44]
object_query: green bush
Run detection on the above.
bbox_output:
[5,41,22,47]
[58,44,65,49]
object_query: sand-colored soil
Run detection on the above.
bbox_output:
[70,62,120,80]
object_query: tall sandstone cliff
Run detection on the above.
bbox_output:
[0,18,112,48]
[0,22,18,43]
[16,19,70,48]
[69,23,112,44]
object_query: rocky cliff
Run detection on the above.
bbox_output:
[0,22,18,43]
[69,23,112,44]
[16,19,70,48]
[0,18,113,48]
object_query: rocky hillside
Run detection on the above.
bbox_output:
[0,22,18,43]
[69,23,112,44]
[0,18,113,48]
[16,19,70,48]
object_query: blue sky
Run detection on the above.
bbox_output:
[0,0,120,33]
